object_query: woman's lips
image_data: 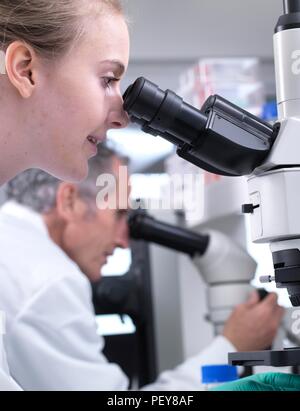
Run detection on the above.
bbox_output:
[87,136,98,155]
[87,135,97,145]
[87,134,107,145]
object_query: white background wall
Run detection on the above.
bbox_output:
[124,0,282,60]
[122,0,282,93]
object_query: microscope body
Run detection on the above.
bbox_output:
[229,2,300,367]
[246,8,300,306]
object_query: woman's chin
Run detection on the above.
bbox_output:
[67,164,89,183]
[46,158,89,183]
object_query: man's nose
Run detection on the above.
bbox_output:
[115,220,130,249]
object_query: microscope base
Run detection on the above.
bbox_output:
[229,348,300,367]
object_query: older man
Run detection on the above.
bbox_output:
[0,144,284,390]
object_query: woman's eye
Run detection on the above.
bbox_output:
[102,77,119,88]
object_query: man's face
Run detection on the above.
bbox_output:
[61,157,130,282]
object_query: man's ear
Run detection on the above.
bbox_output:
[5,41,38,98]
[56,183,86,222]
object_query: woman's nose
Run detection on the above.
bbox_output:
[108,96,130,129]
[111,109,130,129]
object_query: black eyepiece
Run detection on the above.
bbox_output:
[123,77,278,177]
[128,210,209,257]
[123,77,146,112]
[123,77,207,146]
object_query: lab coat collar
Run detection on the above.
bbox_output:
[0,201,49,238]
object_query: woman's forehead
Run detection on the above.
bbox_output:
[77,13,129,65]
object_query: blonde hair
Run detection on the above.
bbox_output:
[0,0,124,59]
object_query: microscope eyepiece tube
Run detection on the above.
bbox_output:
[123,77,208,147]
[128,211,209,257]
[123,77,279,177]
[283,0,300,14]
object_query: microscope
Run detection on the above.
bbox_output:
[129,210,256,335]
[122,0,300,367]
[93,209,256,334]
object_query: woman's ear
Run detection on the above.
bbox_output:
[5,41,37,98]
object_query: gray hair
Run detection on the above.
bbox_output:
[6,142,128,213]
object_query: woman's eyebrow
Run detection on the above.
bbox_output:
[100,60,125,77]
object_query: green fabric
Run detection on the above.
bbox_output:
[212,372,300,391]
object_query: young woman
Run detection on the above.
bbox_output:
[0,0,129,185]
[0,0,129,390]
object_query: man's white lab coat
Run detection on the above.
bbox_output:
[0,201,237,391]
[0,333,21,390]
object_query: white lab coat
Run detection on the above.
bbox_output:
[0,201,237,391]
[0,333,21,391]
